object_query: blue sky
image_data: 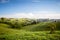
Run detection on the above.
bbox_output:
[0,0,60,19]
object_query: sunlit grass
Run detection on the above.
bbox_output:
[0,27,60,40]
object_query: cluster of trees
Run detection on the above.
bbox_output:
[0,17,39,29]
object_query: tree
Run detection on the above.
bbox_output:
[47,21,56,34]
[0,17,8,23]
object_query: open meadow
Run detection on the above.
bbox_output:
[0,18,60,40]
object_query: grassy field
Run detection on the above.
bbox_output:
[0,25,60,40]
[22,22,49,31]
[0,21,60,40]
[0,27,60,40]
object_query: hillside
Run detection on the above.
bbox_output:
[0,23,11,28]
[0,18,60,40]
[22,22,48,31]
[22,22,60,31]
[0,26,60,40]
[0,21,60,31]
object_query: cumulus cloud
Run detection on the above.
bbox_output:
[32,13,60,19]
[0,13,34,18]
[0,12,60,19]
[0,0,9,3]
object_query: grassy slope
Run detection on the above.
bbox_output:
[0,23,11,28]
[0,23,60,40]
[0,27,60,40]
[0,22,49,31]
[22,22,50,31]
[22,22,60,31]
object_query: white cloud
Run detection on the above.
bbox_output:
[32,13,60,19]
[0,12,60,19]
[0,13,34,18]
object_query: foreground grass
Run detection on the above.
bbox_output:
[0,27,60,40]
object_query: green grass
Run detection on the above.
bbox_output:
[0,27,60,40]
[0,22,60,40]
[22,22,50,31]
[0,23,11,28]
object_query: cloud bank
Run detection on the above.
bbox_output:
[0,12,60,19]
